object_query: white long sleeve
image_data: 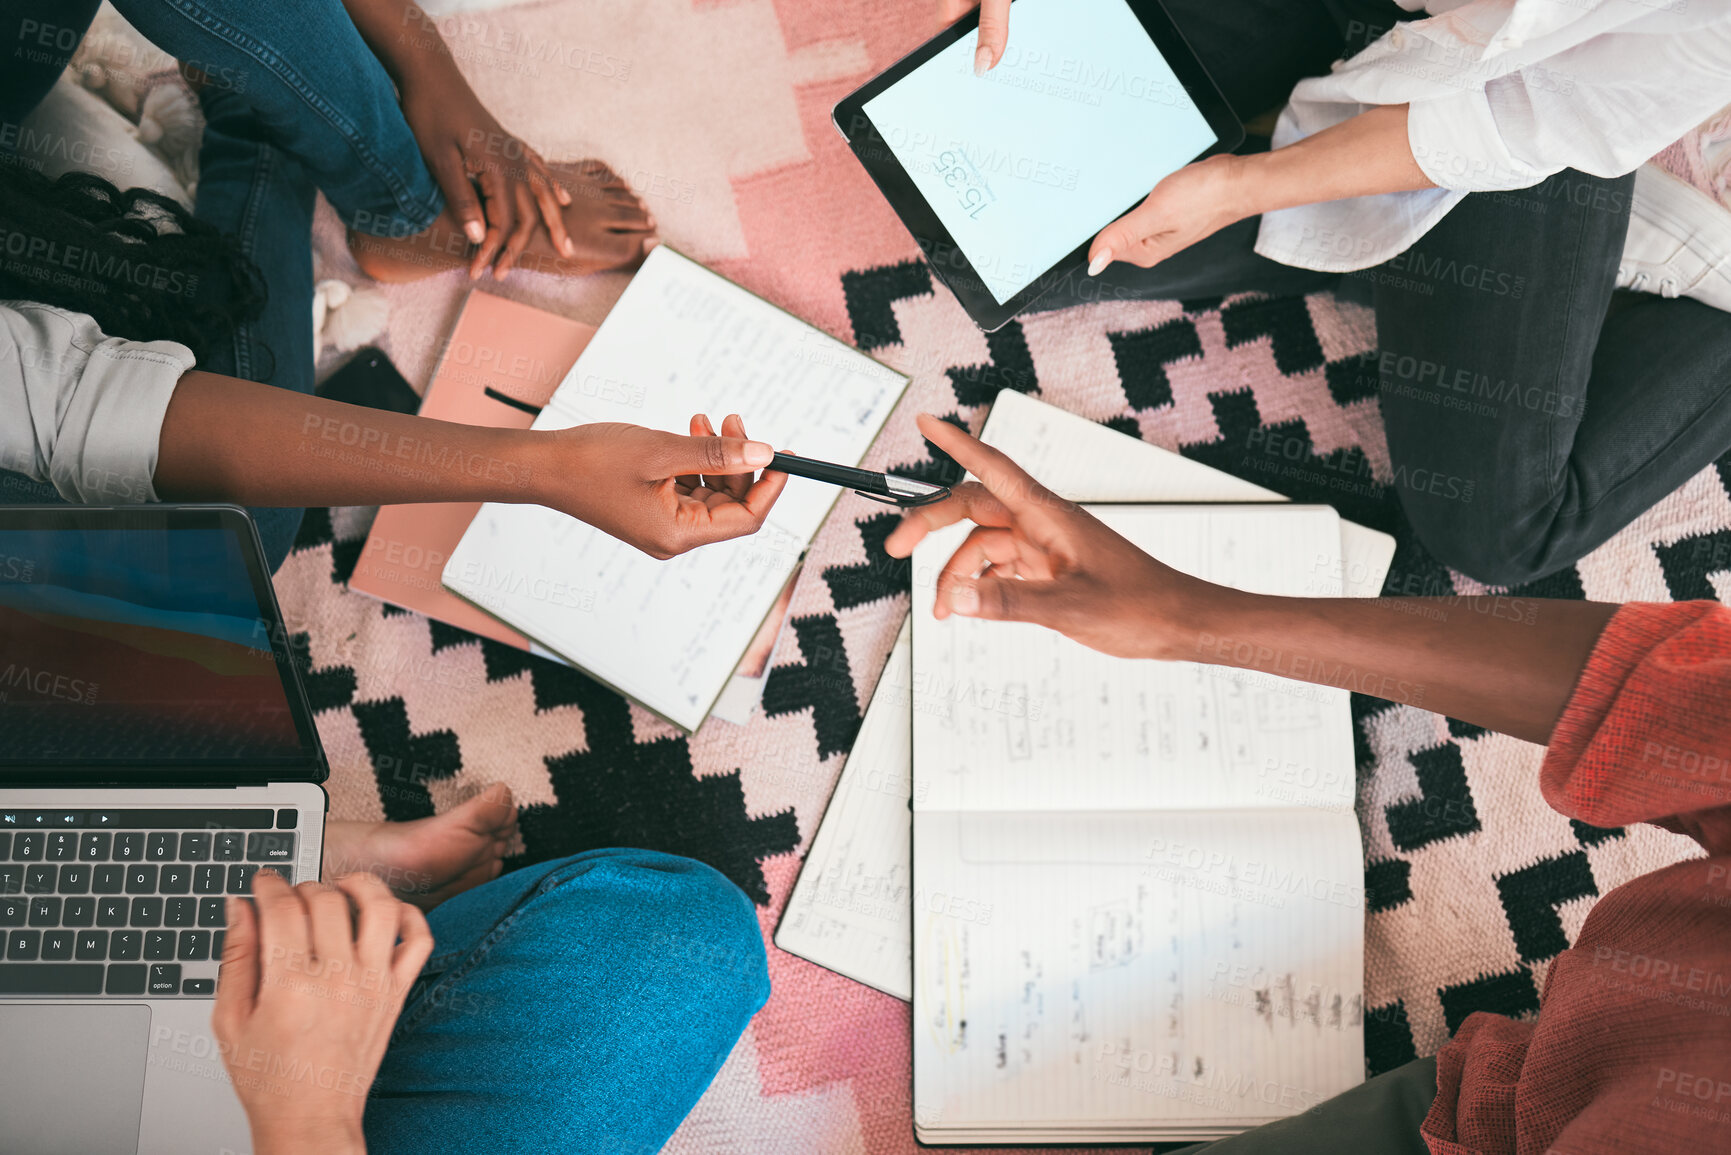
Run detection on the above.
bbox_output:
[1256,0,1731,271]
[1,301,193,504]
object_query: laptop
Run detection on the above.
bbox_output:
[0,505,328,1154]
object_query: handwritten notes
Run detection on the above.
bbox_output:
[910,505,1365,1143]
[443,247,906,730]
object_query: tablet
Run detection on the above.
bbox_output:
[835,0,1241,331]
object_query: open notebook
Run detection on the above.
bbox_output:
[911,504,1364,1144]
[774,392,1394,1004]
[442,246,907,731]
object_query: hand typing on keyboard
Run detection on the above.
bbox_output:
[212,870,432,1155]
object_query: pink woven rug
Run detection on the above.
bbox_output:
[282,2,1724,1151]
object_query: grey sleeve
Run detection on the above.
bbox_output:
[0,301,194,504]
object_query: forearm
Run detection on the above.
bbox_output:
[1233,104,1434,218]
[1159,588,1617,745]
[154,371,548,509]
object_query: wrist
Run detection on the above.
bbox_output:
[1218,151,1271,222]
[251,1115,367,1155]
[1140,580,1257,663]
[498,428,559,506]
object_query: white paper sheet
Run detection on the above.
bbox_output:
[774,618,916,999]
[443,247,906,730]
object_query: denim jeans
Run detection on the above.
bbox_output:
[1032,0,1731,587]
[364,849,771,1155]
[0,0,443,571]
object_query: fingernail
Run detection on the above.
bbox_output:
[951,584,980,616]
[744,441,773,467]
[223,896,237,921]
[1088,249,1112,277]
[464,220,485,244]
[974,45,992,76]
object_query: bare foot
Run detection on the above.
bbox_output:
[321,783,519,910]
[349,159,657,283]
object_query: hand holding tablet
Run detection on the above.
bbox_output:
[837,0,1240,330]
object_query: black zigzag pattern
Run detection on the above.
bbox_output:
[524,671,800,905]
[762,615,863,760]
[1439,969,1540,1034]
[1365,857,1414,914]
[1365,1000,1419,1077]
[947,321,1039,407]
[1496,851,1598,963]
[1654,529,1731,602]
[823,511,911,612]
[1107,317,1201,413]
[352,697,462,822]
[1385,742,1481,851]
[1446,717,1490,742]
[291,506,366,587]
[1325,352,1380,407]
[455,649,805,904]
[290,607,805,902]
[841,260,933,350]
[287,631,357,716]
[1570,819,1625,847]
[1221,295,1326,376]
[1175,388,1397,535]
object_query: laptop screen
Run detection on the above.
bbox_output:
[0,507,322,774]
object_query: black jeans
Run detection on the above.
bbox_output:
[1035,0,1731,586]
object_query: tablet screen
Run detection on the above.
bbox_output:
[863,0,1218,305]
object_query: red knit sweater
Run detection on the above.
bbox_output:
[1422,602,1731,1154]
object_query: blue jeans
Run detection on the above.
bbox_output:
[364,849,771,1155]
[0,0,444,571]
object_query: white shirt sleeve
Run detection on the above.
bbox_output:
[1256,0,1731,270]
[0,301,194,504]
[1402,5,1731,192]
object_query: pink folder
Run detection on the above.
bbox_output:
[347,291,597,651]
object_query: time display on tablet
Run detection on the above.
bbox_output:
[934,149,997,221]
[859,0,1221,308]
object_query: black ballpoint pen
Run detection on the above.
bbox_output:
[767,451,951,507]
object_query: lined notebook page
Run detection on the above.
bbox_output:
[442,247,906,730]
[774,618,915,999]
[979,391,1395,599]
[911,502,1365,1137]
[912,807,1364,1130]
[914,505,1354,815]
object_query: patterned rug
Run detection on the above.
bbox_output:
[277,1,1725,1151]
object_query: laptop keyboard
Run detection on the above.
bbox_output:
[0,809,299,999]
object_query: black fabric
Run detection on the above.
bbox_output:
[1158,1056,1438,1155]
[0,0,100,124]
